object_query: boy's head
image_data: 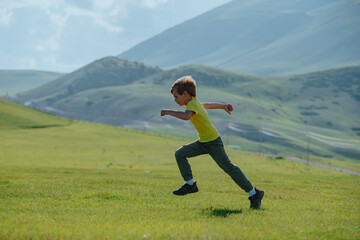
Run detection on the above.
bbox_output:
[171,75,196,97]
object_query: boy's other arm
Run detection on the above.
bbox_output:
[160,110,194,120]
[203,103,233,115]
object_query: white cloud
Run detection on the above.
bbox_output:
[0,0,65,9]
[41,3,122,33]
[0,0,123,32]
[36,33,60,52]
[0,0,171,32]
[0,0,174,71]
[93,16,123,33]
[92,0,117,11]
[12,56,38,69]
[0,8,13,26]
[140,0,169,9]
[91,0,130,20]
[45,9,68,28]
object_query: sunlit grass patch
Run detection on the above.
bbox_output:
[0,100,359,239]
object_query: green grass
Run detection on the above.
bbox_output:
[1,99,359,239]
[0,99,71,129]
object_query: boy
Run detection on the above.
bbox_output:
[160,76,264,209]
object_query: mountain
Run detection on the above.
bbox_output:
[0,70,64,95]
[119,0,360,75]
[7,57,360,161]
[17,57,162,103]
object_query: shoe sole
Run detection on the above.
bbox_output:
[173,188,199,196]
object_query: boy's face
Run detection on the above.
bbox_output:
[172,89,192,106]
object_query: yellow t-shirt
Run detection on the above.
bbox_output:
[186,97,219,142]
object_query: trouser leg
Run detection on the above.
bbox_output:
[207,138,253,192]
[175,140,207,181]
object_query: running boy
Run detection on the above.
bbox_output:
[160,76,264,209]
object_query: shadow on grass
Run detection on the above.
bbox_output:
[23,124,65,129]
[203,207,243,218]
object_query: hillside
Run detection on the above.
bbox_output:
[120,0,360,75]
[7,57,360,162]
[17,57,162,102]
[0,70,64,95]
[1,96,359,239]
[0,98,71,130]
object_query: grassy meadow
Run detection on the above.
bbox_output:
[15,60,360,162]
[1,99,359,239]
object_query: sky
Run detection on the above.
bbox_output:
[0,0,231,73]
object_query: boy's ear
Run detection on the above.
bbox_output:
[182,90,189,96]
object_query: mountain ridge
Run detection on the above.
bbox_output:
[119,0,360,75]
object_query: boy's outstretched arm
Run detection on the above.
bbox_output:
[161,109,194,120]
[203,103,233,115]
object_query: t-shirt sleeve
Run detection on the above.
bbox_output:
[186,101,197,114]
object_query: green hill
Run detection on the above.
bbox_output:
[8,57,360,162]
[120,0,360,75]
[0,70,64,95]
[0,98,71,129]
[17,57,161,102]
[0,98,359,239]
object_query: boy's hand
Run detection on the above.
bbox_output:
[160,110,168,116]
[224,104,233,115]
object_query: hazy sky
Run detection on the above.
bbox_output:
[0,0,231,73]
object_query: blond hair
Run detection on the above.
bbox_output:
[170,75,196,97]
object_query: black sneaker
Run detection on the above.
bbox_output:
[173,182,199,196]
[248,188,264,209]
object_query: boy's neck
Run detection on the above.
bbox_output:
[185,96,194,105]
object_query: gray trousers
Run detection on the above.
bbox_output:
[175,137,253,192]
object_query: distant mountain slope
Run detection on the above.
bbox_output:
[18,57,162,103]
[0,70,64,95]
[150,65,258,87]
[120,0,360,75]
[7,57,360,161]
